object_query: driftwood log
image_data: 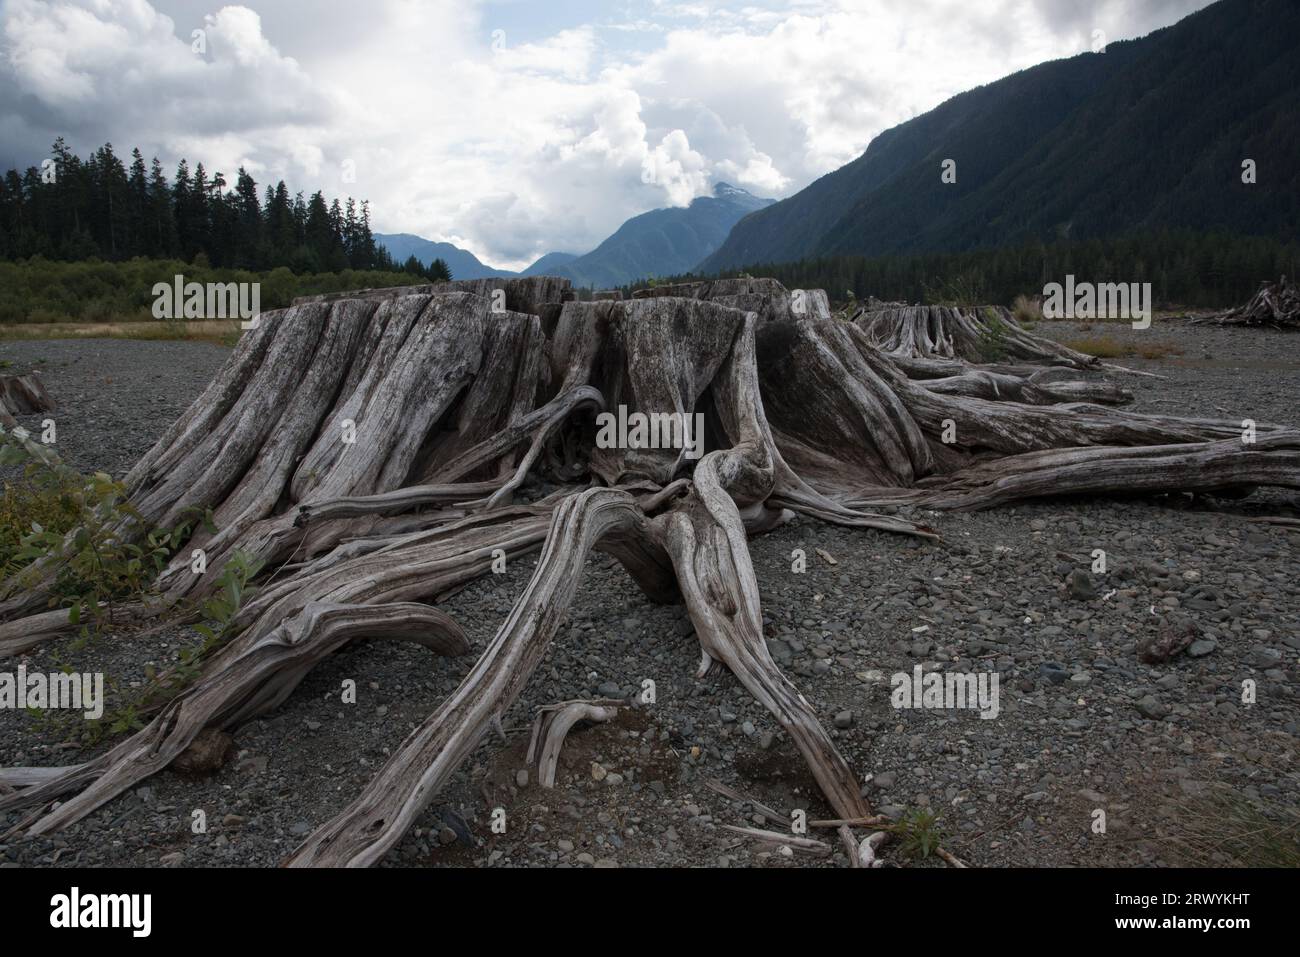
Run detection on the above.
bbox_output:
[0,373,56,429]
[1192,277,1300,328]
[3,275,1299,867]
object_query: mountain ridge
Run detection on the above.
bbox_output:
[701,0,1300,272]
[379,182,772,286]
[554,182,772,287]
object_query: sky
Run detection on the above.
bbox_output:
[0,0,1214,269]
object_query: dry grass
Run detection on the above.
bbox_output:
[0,319,240,346]
[1012,294,1042,324]
[1062,335,1183,360]
[1154,788,1300,868]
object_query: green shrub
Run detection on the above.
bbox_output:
[0,429,204,637]
[0,257,425,324]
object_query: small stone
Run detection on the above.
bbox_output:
[221,814,245,827]
[1068,569,1097,601]
[590,762,607,781]
[1188,639,1217,658]
[557,839,574,853]
[1039,663,1070,685]
[576,852,595,865]
[437,826,457,846]
[833,710,854,729]
[236,754,268,774]
[516,769,529,787]
[173,728,235,776]
[1135,695,1170,720]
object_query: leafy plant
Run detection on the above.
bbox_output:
[0,428,206,640]
[132,549,265,712]
[974,308,1012,362]
[887,808,946,860]
[194,550,264,645]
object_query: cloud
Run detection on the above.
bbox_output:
[0,0,1214,269]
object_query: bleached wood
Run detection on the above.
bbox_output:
[4,276,1299,868]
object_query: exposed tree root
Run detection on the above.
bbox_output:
[526,699,622,788]
[1,602,468,836]
[851,303,1097,368]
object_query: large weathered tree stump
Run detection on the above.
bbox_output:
[3,274,1298,867]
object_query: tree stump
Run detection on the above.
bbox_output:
[3,276,1298,866]
[0,373,56,429]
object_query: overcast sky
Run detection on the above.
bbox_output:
[0,0,1213,269]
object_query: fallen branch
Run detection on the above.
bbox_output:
[721,825,832,857]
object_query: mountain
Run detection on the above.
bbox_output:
[555,183,774,288]
[521,251,580,276]
[374,233,517,279]
[701,0,1300,272]
[377,184,771,287]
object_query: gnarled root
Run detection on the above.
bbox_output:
[1,602,467,836]
[526,699,622,788]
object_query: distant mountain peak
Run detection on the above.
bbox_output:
[712,182,752,199]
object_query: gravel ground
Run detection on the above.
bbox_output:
[1,318,1297,869]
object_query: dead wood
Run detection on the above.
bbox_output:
[852,303,1099,368]
[721,825,833,856]
[1192,277,1300,328]
[527,699,622,788]
[4,274,1298,867]
[0,373,55,429]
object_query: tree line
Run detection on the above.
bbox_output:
[0,139,451,282]
[648,230,1300,310]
